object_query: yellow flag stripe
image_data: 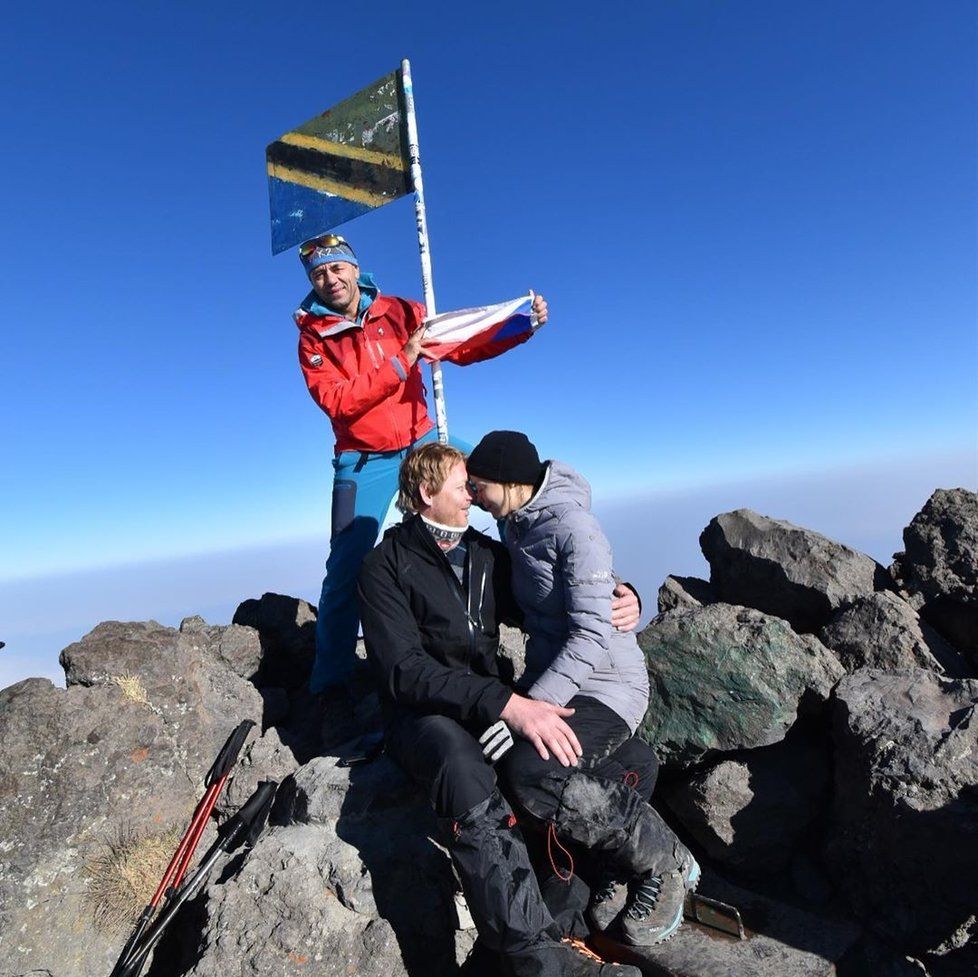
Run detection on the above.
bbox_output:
[266,162,393,207]
[278,131,407,171]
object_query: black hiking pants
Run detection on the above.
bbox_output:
[384,697,657,821]
[385,710,498,818]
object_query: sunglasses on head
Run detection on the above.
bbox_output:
[298,234,348,258]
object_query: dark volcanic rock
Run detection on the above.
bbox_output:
[819,591,970,677]
[638,604,843,766]
[657,575,716,614]
[664,726,830,876]
[897,488,978,604]
[892,488,978,657]
[180,614,263,680]
[594,866,865,977]
[1,621,294,977]
[700,509,888,633]
[184,824,410,977]
[826,668,978,964]
[232,592,318,690]
[187,755,463,977]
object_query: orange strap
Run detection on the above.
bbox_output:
[547,822,574,883]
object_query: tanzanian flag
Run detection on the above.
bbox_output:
[266,69,411,254]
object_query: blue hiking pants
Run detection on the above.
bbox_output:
[310,428,472,693]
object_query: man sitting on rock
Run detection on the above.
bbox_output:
[357,443,698,975]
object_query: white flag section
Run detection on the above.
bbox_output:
[421,293,537,362]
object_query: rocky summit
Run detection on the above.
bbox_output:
[1,488,975,977]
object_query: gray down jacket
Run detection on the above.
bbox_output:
[504,461,650,732]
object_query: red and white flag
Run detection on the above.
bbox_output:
[421,294,537,362]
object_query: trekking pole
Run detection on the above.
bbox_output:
[117,779,278,977]
[109,720,254,977]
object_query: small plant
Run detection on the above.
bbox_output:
[111,673,150,707]
[85,826,182,934]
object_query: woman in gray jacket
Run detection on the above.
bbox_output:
[465,430,699,947]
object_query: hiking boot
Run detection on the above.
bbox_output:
[619,852,700,947]
[587,869,629,933]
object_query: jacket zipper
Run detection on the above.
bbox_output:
[437,549,478,672]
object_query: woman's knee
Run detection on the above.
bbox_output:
[499,743,569,822]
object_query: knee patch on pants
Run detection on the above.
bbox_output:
[554,772,644,850]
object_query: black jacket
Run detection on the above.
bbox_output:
[358,515,521,728]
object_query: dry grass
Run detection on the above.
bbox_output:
[111,673,150,707]
[85,826,182,933]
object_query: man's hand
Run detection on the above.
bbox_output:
[500,693,581,766]
[612,582,641,632]
[403,326,427,366]
[531,293,548,327]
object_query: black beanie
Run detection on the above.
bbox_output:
[467,431,543,485]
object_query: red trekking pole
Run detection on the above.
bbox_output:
[108,720,254,977]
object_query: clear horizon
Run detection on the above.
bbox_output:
[3,448,972,690]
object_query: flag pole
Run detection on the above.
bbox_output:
[401,58,449,443]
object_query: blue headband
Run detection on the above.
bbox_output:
[300,242,359,275]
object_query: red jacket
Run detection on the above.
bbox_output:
[296,290,533,453]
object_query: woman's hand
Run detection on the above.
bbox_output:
[500,693,581,766]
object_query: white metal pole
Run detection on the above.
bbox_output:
[401,58,449,443]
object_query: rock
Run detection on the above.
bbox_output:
[184,826,410,977]
[838,938,932,976]
[498,623,527,683]
[0,620,292,977]
[892,489,978,657]
[657,575,716,615]
[188,754,463,977]
[277,754,414,825]
[638,604,844,765]
[819,591,970,677]
[179,615,264,681]
[232,592,318,690]
[258,686,290,726]
[664,724,831,876]
[924,915,978,976]
[826,668,978,964]
[594,866,864,977]
[700,510,888,633]
[896,489,978,604]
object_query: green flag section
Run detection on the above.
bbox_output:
[267,69,411,254]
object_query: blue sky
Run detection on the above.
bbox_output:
[1,2,976,683]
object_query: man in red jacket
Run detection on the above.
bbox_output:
[294,233,551,715]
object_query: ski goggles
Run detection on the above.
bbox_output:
[299,234,359,273]
[298,234,350,258]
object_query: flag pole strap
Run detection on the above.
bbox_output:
[401,58,449,443]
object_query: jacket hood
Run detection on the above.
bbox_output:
[509,460,591,531]
[295,271,380,321]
